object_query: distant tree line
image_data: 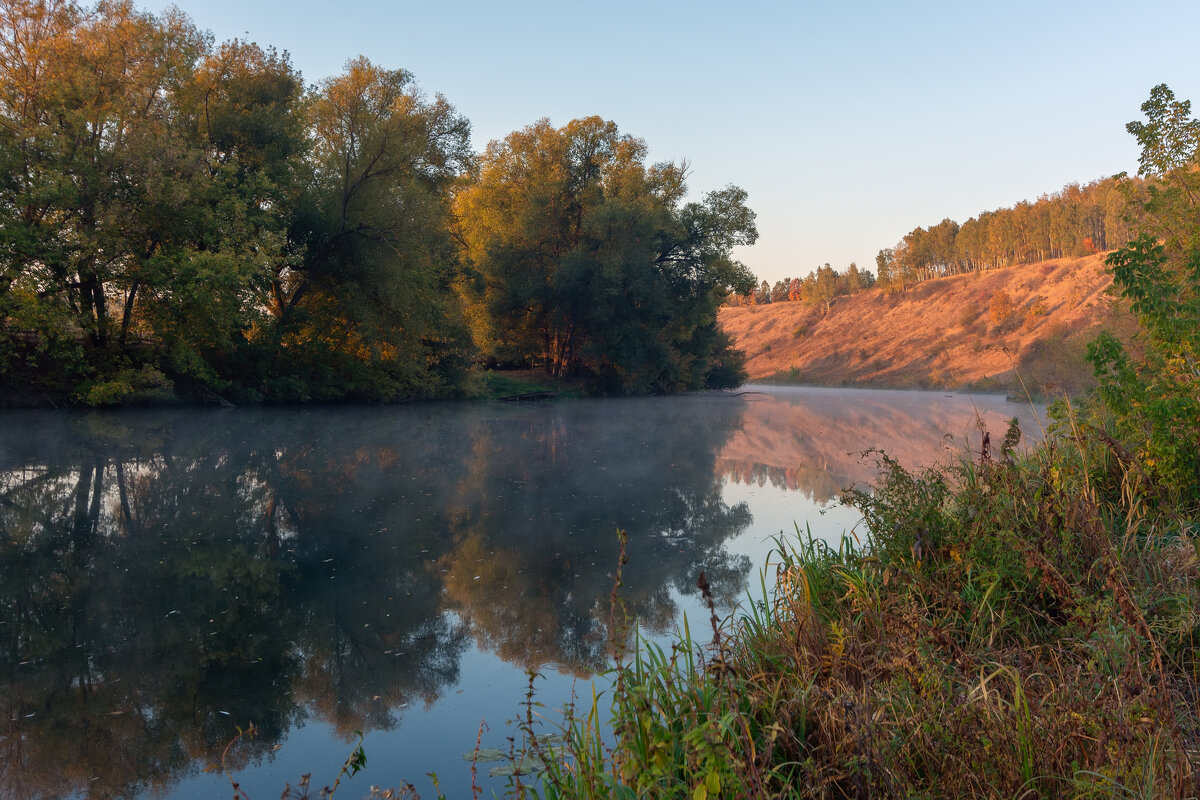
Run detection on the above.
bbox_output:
[723,177,1150,313]
[0,0,756,405]
[727,262,876,311]
[874,177,1147,292]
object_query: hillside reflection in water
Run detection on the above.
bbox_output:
[721,386,1044,502]
[0,387,1041,798]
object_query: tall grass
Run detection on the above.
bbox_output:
[510,405,1200,799]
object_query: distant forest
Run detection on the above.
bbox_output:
[739,175,1147,308]
[0,0,757,405]
[874,177,1146,290]
[730,263,876,309]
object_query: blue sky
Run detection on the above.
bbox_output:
[142,0,1200,284]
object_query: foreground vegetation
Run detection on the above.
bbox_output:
[524,419,1198,798]
[499,86,1200,799]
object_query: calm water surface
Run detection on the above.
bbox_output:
[0,386,1042,799]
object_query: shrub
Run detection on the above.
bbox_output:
[1022,295,1049,328]
[78,366,176,406]
[989,290,1015,324]
[1087,235,1200,509]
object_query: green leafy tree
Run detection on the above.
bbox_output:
[810,263,838,313]
[0,2,478,404]
[1127,83,1200,177]
[842,262,863,293]
[1087,86,1200,508]
[1088,236,1199,506]
[0,0,213,396]
[875,248,897,291]
[133,39,307,391]
[454,116,756,393]
[264,57,474,400]
[1123,83,1200,257]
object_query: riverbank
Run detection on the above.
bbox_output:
[520,400,1200,797]
[0,366,590,409]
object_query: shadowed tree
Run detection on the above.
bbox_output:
[264,57,474,400]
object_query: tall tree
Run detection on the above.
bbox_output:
[269,57,474,400]
[133,39,306,386]
[875,248,897,291]
[454,116,756,393]
[0,0,208,350]
[1124,83,1200,256]
[810,263,838,312]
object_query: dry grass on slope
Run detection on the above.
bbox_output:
[719,254,1126,396]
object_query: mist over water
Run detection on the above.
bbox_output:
[0,387,1041,798]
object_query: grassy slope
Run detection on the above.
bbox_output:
[719,253,1124,395]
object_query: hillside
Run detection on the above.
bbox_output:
[719,253,1126,395]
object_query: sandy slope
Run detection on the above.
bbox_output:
[719,254,1123,395]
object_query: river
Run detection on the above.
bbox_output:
[0,386,1043,799]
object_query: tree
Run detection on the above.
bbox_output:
[875,248,897,292]
[1086,85,1200,507]
[1123,84,1200,256]
[0,0,210,385]
[757,279,772,304]
[135,38,306,388]
[809,264,839,313]
[1126,83,1200,177]
[0,0,480,404]
[0,2,311,399]
[843,262,870,293]
[928,218,960,275]
[454,116,756,393]
[267,57,474,400]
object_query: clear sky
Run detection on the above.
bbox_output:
[140,0,1200,285]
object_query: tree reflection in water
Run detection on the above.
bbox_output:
[0,396,753,798]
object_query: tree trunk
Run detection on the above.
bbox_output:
[119,280,139,346]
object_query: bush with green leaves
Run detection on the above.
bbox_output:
[1087,236,1200,509]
